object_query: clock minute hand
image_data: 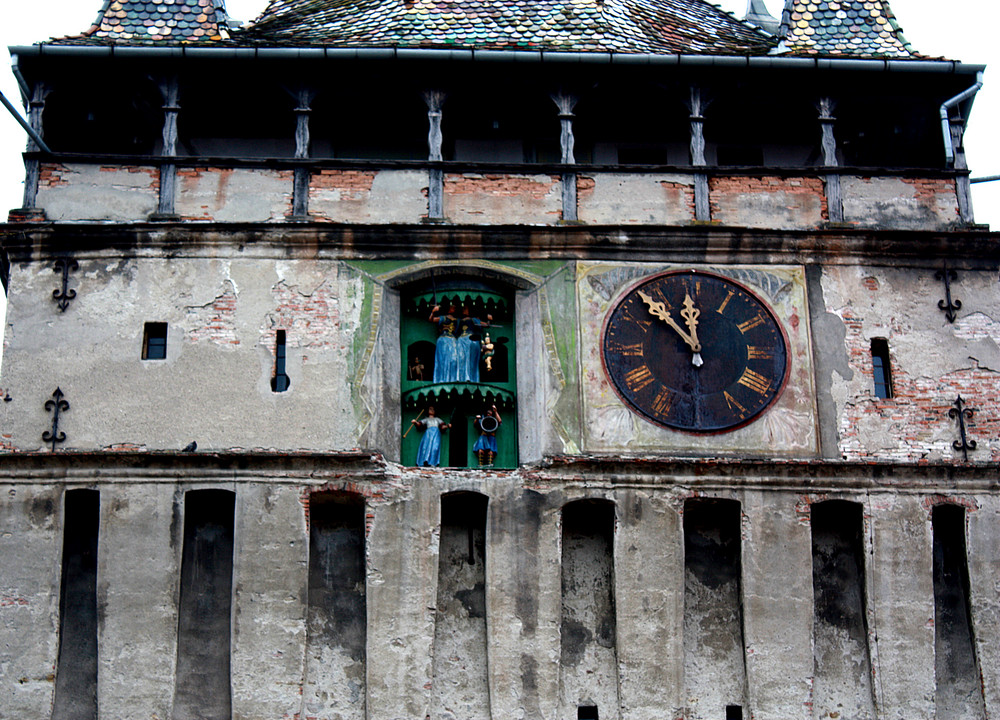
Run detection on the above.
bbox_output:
[637,291,702,353]
[680,292,701,350]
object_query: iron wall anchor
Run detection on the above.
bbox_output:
[43,387,68,450]
[53,258,79,312]
[935,263,962,323]
[948,395,977,461]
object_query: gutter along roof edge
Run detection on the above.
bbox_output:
[7,44,984,74]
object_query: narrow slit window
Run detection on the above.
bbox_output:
[271,330,290,392]
[871,338,892,399]
[726,706,742,720]
[578,706,599,720]
[142,322,167,360]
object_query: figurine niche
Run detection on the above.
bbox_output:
[473,405,502,467]
[410,406,451,467]
[430,302,491,383]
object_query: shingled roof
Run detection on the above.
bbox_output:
[777,0,914,57]
[71,0,231,43]
[239,0,775,55]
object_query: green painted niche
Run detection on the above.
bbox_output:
[400,279,517,469]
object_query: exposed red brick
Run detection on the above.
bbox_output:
[444,173,558,199]
[838,308,1000,462]
[187,287,239,346]
[709,175,828,221]
[311,169,376,194]
[38,163,70,187]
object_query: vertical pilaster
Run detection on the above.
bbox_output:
[290,87,315,221]
[152,77,180,220]
[687,87,710,221]
[818,97,844,223]
[552,91,579,222]
[423,90,446,221]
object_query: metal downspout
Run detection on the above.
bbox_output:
[0,88,51,153]
[940,71,984,166]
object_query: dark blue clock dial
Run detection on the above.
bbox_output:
[602,270,789,433]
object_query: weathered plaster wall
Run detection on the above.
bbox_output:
[820,266,1000,462]
[2,257,366,452]
[710,176,826,229]
[309,169,428,223]
[36,164,158,222]
[443,173,562,224]
[175,167,292,222]
[577,174,694,225]
[0,485,61,717]
[842,177,960,230]
[0,472,996,720]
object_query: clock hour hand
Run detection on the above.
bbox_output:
[637,291,704,367]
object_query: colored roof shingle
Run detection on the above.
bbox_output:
[239,0,776,55]
[75,0,229,43]
[777,0,914,57]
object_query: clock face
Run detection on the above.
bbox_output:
[602,270,789,433]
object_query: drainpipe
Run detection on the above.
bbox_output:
[940,71,984,224]
[0,88,51,153]
[940,71,984,166]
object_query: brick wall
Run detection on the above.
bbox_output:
[710,175,827,229]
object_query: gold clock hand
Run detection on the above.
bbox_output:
[680,292,701,347]
[637,290,703,354]
[680,292,704,367]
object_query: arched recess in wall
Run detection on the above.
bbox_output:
[389,263,542,469]
[931,502,987,719]
[302,490,367,720]
[431,491,491,719]
[559,498,620,720]
[810,499,876,720]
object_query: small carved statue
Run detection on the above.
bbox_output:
[481,334,495,373]
[429,304,460,383]
[410,406,451,467]
[409,356,425,381]
[473,405,502,468]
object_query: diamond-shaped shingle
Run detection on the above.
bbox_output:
[777,0,915,57]
[239,0,776,55]
[70,0,230,43]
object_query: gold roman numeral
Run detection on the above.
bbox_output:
[622,308,652,333]
[625,365,655,392]
[717,290,735,314]
[737,368,772,395]
[724,391,749,418]
[738,314,765,334]
[747,346,774,360]
[651,386,674,416]
[610,342,644,357]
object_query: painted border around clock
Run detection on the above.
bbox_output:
[599,267,793,436]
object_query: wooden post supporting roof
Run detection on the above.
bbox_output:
[152,76,180,220]
[552,91,578,222]
[19,82,48,218]
[290,87,316,221]
[687,87,710,222]
[818,97,843,224]
[423,90,446,221]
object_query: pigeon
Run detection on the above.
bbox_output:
[181,441,197,452]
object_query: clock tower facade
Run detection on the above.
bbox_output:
[0,1,998,719]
